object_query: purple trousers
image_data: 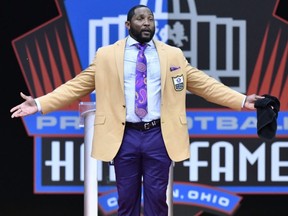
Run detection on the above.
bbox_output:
[113,126,172,216]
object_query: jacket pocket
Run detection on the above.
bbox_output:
[95,115,106,125]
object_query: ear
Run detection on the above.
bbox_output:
[125,21,130,30]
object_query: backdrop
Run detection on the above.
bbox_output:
[1,0,287,215]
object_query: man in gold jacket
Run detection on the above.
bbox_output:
[11,4,262,216]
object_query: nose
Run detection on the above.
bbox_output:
[143,18,150,25]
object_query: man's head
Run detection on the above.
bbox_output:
[125,5,155,44]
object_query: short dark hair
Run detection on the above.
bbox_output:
[126,5,150,21]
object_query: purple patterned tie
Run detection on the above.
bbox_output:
[135,43,148,119]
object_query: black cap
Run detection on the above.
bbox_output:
[254,94,280,140]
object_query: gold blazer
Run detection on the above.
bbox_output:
[37,38,245,162]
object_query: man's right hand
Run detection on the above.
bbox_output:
[10,92,38,118]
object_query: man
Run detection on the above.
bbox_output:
[11,5,263,216]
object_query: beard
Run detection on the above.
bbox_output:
[129,27,155,43]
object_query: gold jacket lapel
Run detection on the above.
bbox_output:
[154,40,167,98]
[115,38,126,93]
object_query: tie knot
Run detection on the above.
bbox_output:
[136,43,147,51]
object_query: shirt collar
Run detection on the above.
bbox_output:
[126,35,155,48]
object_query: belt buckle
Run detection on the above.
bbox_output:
[144,122,150,130]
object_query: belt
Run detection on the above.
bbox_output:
[125,119,161,131]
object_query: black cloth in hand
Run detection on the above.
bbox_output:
[254,94,280,140]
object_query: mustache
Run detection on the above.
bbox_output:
[141,29,152,33]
